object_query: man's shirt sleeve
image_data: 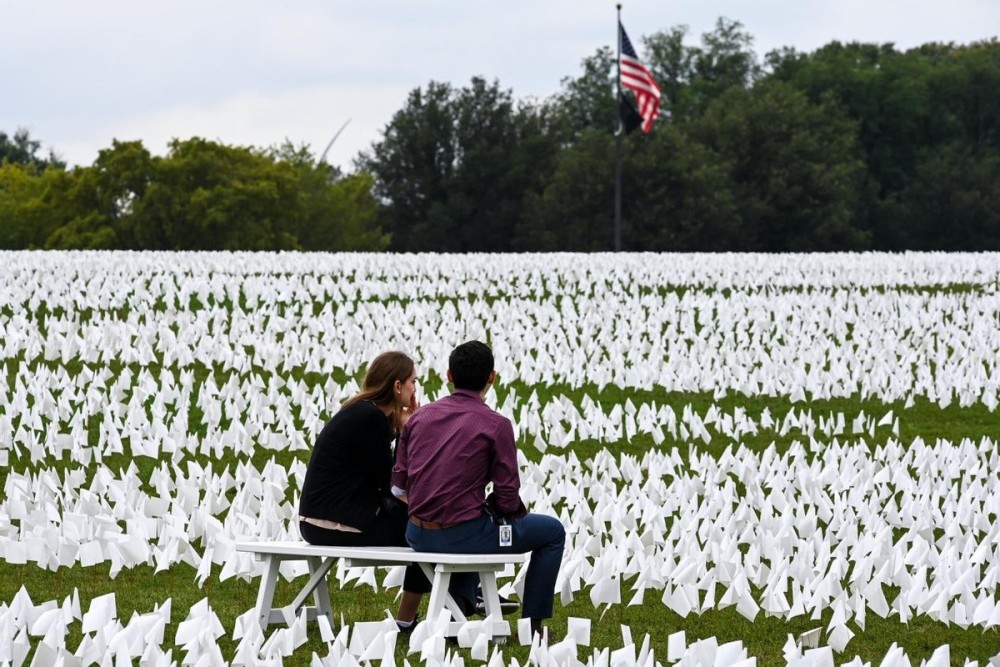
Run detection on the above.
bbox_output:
[490,417,522,515]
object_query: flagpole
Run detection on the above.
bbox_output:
[614,3,623,252]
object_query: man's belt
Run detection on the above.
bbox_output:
[409,516,460,530]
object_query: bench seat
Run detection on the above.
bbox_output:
[235,541,527,639]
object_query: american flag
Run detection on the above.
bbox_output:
[619,22,661,133]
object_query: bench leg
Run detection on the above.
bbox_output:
[250,553,513,640]
[419,563,514,639]
[421,563,472,632]
[255,556,280,630]
[479,571,501,618]
[309,556,334,627]
[423,564,453,625]
[478,571,512,639]
[283,557,335,627]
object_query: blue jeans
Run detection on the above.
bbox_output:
[406,513,566,620]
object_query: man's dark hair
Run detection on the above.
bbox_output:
[449,340,494,391]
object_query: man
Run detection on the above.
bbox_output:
[392,340,566,638]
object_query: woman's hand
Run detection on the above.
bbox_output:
[400,392,420,426]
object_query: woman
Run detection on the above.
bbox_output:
[299,350,426,629]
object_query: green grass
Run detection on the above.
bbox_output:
[3,559,997,665]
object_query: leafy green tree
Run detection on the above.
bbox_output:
[519,129,615,251]
[45,140,154,249]
[767,42,933,187]
[685,18,760,116]
[314,171,388,251]
[269,142,388,251]
[925,40,1000,153]
[689,81,869,251]
[0,129,71,248]
[361,77,559,252]
[420,77,521,251]
[0,164,33,248]
[0,163,67,248]
[521,125,741,252]
[548,47,617,140]
[766,42,939,248]
[37,137,388,251]
[625,126,742,251]
[900,142,1000,250]
[132,138,302,251]
[360,81,456,251]
[0,128,65,170]
[766,39,1000,249]
[696,18,760,85]
[436,78,559,251]
[45,212,120,250]
[546,18,759,137]
[643,18,760,122]
[643,26,696,120]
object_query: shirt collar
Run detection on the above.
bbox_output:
[452,388,485,402]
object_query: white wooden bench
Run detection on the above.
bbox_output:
[235,541,527,639]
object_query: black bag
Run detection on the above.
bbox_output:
[378,494,408,518]
[482,491,527,522]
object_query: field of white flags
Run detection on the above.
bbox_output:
[1,250,1000,667]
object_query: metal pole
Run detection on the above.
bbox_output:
[318,118,352,165]
[614,4,623,252]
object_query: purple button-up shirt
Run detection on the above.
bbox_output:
[392,389,522,525]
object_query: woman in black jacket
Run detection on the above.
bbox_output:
[299,350,426,629]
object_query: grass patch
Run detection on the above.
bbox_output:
[2,563,997,665]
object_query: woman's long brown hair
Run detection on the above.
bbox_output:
[341,351,414,434]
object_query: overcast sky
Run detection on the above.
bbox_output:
[3,0,997,171]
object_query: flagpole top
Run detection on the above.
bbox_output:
[616,3,621,9]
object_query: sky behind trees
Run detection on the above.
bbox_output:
[3,0,999,171]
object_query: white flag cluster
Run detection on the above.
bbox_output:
[2,250,999,665]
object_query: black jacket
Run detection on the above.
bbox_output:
[299,401,395,531]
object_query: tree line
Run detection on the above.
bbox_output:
[0,133,385,251]
[3,19,999,252]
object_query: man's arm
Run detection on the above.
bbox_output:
[490,418,524,516]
